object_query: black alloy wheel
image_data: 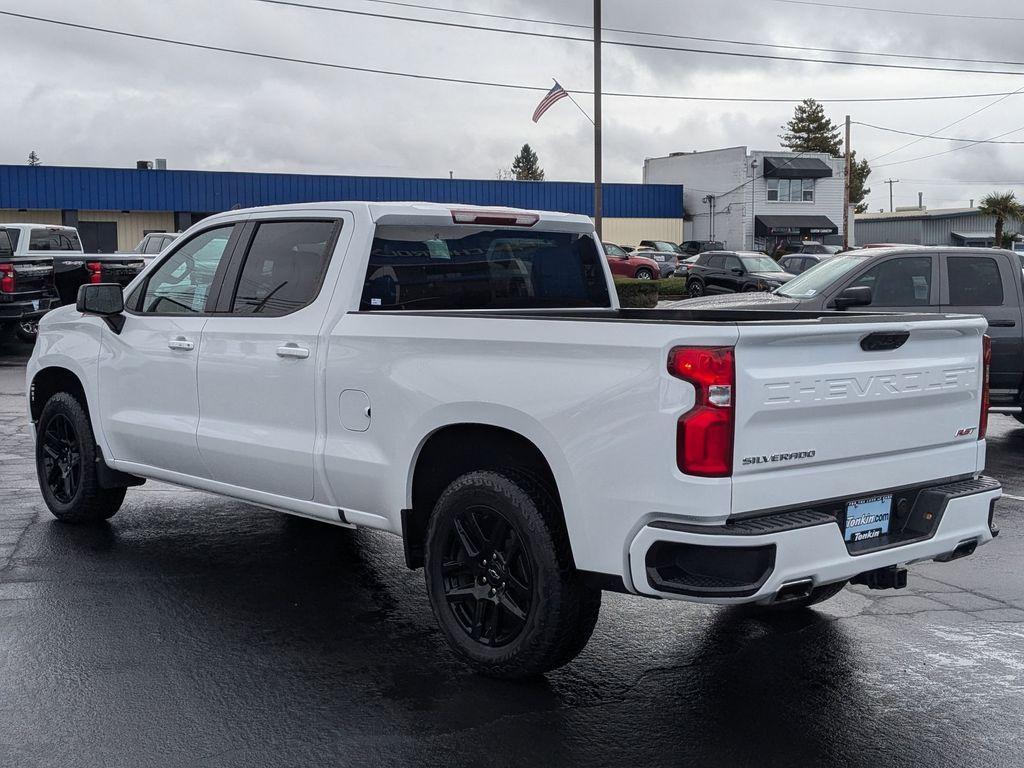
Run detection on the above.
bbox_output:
[688,280,704,297]
[35,392,126,522]
[424,470,601,678]
[441,505,532,647]
[40,413,82,504]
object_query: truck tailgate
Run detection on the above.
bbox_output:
[731,315,987,514]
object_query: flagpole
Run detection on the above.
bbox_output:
[593,0,603,238]
[559,80,594,126]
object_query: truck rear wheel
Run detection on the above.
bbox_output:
[424,470,601,679]
[35,393,125,523]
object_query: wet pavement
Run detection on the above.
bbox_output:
[1,337,1023,767]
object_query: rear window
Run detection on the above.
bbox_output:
[29,228,82,251]
[360,227,610,311]
[0,230,12,258]
[947,256,1003,306]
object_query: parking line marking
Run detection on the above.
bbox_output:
[1002,493,1024,501]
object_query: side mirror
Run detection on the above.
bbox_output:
[832,285,873,310]
[76,283,126,333]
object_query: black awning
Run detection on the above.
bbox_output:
[755,215,838,236]
[762,156,833,178]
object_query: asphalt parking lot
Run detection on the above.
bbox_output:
[2,338,1023,768]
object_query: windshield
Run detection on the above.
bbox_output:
[776,254,870,298]
[739,255,781,272]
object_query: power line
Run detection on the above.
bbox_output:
[770,0,1024,22]
[344,0,1024,68]
[874,124,1024,168]
[2,10,1022,106]
[866,85,1024,162]
[252,0,1024,76]
[854,121,1024,144]
[901,178,1024,185]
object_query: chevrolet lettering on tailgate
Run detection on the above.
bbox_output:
[763,366,977,406]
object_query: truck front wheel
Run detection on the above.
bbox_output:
[424,470,601,679]
[35,392,125,523]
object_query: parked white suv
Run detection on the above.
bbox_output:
[26,202,1001,677]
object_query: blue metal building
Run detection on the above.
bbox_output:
[0,164,685,252]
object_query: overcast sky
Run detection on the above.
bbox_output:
[2,0,1023,211]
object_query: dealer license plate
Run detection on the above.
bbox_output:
[844,495,892,543]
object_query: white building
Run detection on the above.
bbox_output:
[643,146,852,253]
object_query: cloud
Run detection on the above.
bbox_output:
[2,0,1022,209]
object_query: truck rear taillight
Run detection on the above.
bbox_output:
[450,209,539,227]
[86,262,103,284]
[668,346,735,477]
[980,334,991,440]
[0,263,13,293]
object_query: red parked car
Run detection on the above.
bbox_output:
[603,242,660,280]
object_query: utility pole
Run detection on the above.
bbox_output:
[593,0,603,238]
[843,115,851,250]
[750,159,758,250]
[884,178,900,212]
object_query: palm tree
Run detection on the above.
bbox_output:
[978,191,1024,248]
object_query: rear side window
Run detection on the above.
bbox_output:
[851,256,934,306]
[947,256,1003,306]
[360,227,610,311]
[29,228,81,251]
[231,220,338,315]
[0,230,12,258]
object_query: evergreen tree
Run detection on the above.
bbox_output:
[779,99,842,155]
[27,151,41,166]
[850,151,872,214]
[511,144,545,181]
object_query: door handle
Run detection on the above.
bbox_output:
[167,337,194,351]
[988,320,1016,328]
[276,344,310,359]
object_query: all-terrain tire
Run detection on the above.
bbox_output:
[36,392,125,523]
[424,470,601,679]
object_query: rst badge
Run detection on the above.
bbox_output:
[955,427,976,438]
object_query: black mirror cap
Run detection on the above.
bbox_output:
[76,283,124,316]
[833,285,873,309]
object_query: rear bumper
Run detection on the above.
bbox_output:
[628,476,1000,603]
[0,297,61,322]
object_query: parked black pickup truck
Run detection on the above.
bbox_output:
[52,254,146,306]
[0,225,63,342]
[671,246,1024,414]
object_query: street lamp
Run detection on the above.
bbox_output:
[750,159,759,250]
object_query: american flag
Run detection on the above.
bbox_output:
[532,81,569,123]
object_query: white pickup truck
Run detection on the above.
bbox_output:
[27,202,1000,678]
